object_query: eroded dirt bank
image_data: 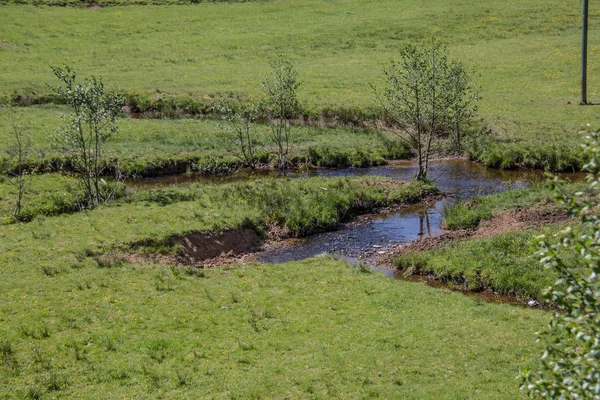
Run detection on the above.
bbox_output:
[128,226,271,268]
[378,204,571,267]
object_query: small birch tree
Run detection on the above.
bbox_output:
[262,55,301,169]
[374,42,478,180]
[215,99,261,169]
[50,65,123,207]
[6,111,31,220]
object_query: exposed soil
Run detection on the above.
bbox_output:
[183,228,263,260]
[128,227,268,268]
[88,2,102,8]
[378,204,571,266]
[126,192,439,269]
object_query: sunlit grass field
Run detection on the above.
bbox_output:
[0,254,548,398]
[1,0,597,171]
[1,176,550,398]
[0,0,598,135]
[0,1,587,397]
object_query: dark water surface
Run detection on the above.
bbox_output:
[255,160,582,264]
[126,168,281,191]
[126,159,582,269]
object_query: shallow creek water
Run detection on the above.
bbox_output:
[128,160,582,290]
[254,159,580,266]
[127,160,582,303]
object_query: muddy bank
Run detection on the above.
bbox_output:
[129,192,438,268]
[128,226,271,268]
[182,228,264,262]
[367,204,572,306]
[392,269,526,306]
[379,204,571,265]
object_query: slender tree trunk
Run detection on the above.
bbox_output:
[416,126,424,180]
[13,142,24,218]
[14,181,23,218]
[455,118,461,149]
[78,124,93,205]
[94,122,101,206]
[424,128,434,180]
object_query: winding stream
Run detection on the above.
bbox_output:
[254,160,581,265]
[127,159,582,270]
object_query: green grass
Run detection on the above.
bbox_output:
[1,0,599,162]
[443,180,586,230]
[395,226,560,299]
[0,174,548,397]
[0,258,547,399]
[0,256,548,398]
[0,105,409,176]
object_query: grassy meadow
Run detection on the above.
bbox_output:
[0,175,547,398]
[1,0,592,397]
[0,256,548,399]
[0,105,408,176]
[0,0,598,169]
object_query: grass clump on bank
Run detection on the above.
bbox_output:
[468,133,587,173]
[395,225,572,299]
[126,176,436,242]
[443,180,585,230]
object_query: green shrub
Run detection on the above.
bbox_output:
[443,202,491,230]
[520,128,600,398]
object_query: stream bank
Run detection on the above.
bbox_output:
[252,159,578,264]
[125,159,583,304]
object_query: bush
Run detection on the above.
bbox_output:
[50,65,123,207]
[520,127,600,398]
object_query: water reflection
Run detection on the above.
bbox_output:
[125,159,583,266]
[255,159,583,264]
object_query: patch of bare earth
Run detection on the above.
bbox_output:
[378,204,571,267]
[128,227,264,268]
[127,223,292,268]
